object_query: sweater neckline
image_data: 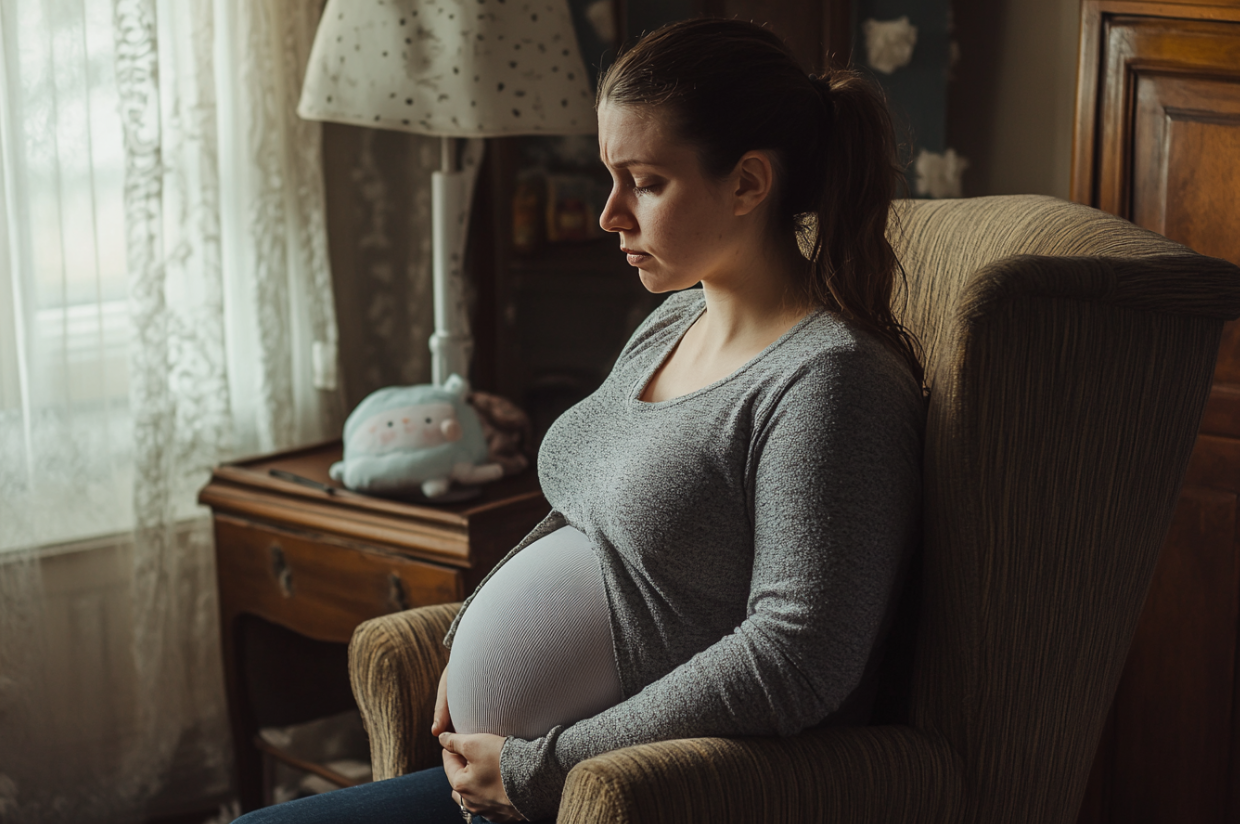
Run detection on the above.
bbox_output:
[630,294,823,408]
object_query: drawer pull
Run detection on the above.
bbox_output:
[269,545,294,598]
[387,573,411,612]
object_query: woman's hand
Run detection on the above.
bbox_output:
[433,665,522,819]
[431,665,452,737]
[440,731,524,822]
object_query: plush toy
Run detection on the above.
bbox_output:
[330,375,504,499]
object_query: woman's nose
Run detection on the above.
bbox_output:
[599,189,633,233]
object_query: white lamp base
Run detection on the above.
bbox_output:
[429,138,484,386]
[429,329,473,386]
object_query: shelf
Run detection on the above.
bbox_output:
[253,734,369,791]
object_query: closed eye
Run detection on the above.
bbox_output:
[603,171,662,199]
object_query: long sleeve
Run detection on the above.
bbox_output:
[499,345,925,820]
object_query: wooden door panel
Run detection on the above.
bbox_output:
[1095,16,1240,222]
[1132,74,1240,263]
[1097,16,1240,425]
[1110,484,1239,823]
[1130,70,1240,396]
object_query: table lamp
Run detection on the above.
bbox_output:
[299,0,598,385]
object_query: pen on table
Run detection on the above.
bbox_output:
[268,468,337,495]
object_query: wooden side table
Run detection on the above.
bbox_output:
[199,441,548,812]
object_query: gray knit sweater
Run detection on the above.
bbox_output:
[444,289,925,820]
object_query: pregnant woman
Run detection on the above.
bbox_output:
[237,17,925,824]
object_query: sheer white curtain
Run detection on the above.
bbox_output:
[0,0,338,820]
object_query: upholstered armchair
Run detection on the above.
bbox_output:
[347,195,1240,823]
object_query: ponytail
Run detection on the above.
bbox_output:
[804,72,923,384]
[600,19,924,385]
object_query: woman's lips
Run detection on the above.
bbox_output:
[621,247,649,266]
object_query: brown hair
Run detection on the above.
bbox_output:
[598,18,923,383]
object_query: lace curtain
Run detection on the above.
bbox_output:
[0,0,339,820]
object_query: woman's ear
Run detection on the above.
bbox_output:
[731,150,776,217]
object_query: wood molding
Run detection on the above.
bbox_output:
[1088,0,1240,18]
[1073,3,1240,209]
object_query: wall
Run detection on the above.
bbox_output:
[0,527,231,821]
[949,0,1081,198]
[857,0,952,161]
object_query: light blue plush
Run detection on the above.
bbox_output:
[329,374,494,498]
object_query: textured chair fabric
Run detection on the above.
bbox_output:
[349,602,458,781]
[349,195,1240,823]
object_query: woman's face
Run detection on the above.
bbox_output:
[596,101,742,294]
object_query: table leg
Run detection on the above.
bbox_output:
[218,601,265,812]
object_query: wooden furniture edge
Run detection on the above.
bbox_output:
[1086,0,1240,18]
[1072,3,1105,204]
[209,464,545,525]
[201,482,474,565]
[210,465,462,526]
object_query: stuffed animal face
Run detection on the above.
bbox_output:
[329,374,504,499]
[351,402,464,455]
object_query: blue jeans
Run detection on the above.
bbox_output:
[231,766,545,824]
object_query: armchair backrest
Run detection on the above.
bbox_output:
[890,195,1240,824]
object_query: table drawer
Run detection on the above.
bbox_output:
[214,515,463,644]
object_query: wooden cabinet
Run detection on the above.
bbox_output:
[199,442,549,812]
[1072,2,1240,821]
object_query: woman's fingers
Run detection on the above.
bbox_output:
[442,746,469,807]
[442,742,467,770]
[442,747,472,814]
[439,731,500,765]
[440,733,518,819]
[431,666,452,736]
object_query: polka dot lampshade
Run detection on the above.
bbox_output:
[299,0,598,137]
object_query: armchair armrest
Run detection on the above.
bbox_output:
[350,606,962,823]
[559,724,962,824]
[349,602,461,780]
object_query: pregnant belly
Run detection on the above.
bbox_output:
[446,526,623,739]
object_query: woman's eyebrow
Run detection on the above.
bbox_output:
[604,157,664,169]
